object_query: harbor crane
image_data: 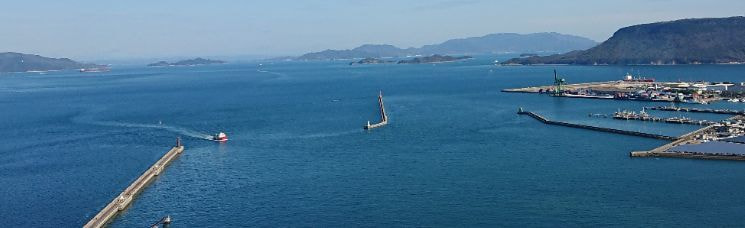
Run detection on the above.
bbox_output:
[553,69,566,96]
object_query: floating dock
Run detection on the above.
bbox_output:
[364,91,388,130]
[518,108,678,141]
[84,140,185,228]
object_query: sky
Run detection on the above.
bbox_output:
[1,0,744,61]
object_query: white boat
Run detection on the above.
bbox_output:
[212,132,228,142]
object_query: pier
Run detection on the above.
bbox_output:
[518,108,678,141]
[612,109,716,125]
[646,106,745,115]
[631,115,745,161]
[84,139,185,228]
[364,91,388,130]
[501,73,725,104]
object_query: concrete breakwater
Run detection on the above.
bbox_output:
[84,145,185,228]
[647,106,745,115]
[630,151,745,161]
[517,108,678,141]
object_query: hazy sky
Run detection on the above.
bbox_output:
[1,0,743,60]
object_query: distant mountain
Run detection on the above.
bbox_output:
[147,58,225,67]
[298,45,414,60]
[503,17,745,65]
[297,32,597,60]
[397,55,472,64]
[416,33,597,55]
[0,52,101,73]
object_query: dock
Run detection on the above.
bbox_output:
[612,110,716,125]
[364,91,388,130]
[518,108,678,141]
[519,108,745,161]
[84,139,185,228]
[646,106,745,115]
[631,115,745,161]
[502,81,619,94]
[502,73,724,104]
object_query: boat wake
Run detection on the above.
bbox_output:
[256,69,288,79]
[72,111,213,140]
[251,129,360,141]
[294,129,360,139]
[92,120,214,140]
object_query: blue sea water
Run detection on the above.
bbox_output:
[2,57,745,227]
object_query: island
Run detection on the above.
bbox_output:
[503,16,745,65]
[147,58,225,67]
[349,57,395,65]
[0,52,104,73]
[397,55,472,64]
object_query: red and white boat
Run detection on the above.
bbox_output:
[212,132,228,142]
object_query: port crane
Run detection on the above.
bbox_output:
[552,69,566,96]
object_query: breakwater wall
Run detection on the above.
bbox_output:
[630,151,745,161]
[517,109,678,141]
[647,106,745,115]
[84,145,185,228]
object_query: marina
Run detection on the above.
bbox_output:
[611,109,716,125]
[630,115,745,161]
[625,114,745,161]
[521,107,745,162]
[506,70,745,162]
[84,139,185,228]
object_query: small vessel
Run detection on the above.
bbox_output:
[665,117,689,124]
[613,108,654,120]
[212,132,228,142]
[151,215,172,228]
[79,66,110,73]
